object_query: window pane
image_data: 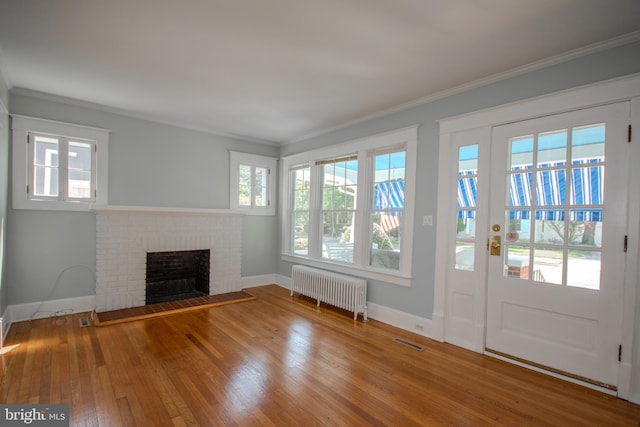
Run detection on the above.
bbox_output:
[293,167,310,209]
[254,166,268,207]
[291,166,311,256]
[294,212,309,256]
[372,150,405,270]
[322,211,354,262]
[239,165,251,206]
[371,212,401,270]
[34,136,59,197]
[321,158,357,264]
[68,141,92,199]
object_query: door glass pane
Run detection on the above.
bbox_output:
[537,130,567,167]
[508,172,532,207]
[532,247,563,285]
[534,210,565,245]
[455,145,477,271]
[536,169,566,206]
[572,124,605,161]
[567,250,601,289]
[506,246,530,280]
[455,212,475,271]
[509,136,533,170]
[570,166,604,205]
[505,210,531,242]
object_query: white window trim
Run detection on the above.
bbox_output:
[229,151,277,216]
[280,125,418,287]
[11,115,110,211]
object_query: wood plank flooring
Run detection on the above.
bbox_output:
[1,284,639,426]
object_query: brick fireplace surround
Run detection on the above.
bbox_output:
[93,205,243,312]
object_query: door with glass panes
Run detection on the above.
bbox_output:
[485,102,629,389]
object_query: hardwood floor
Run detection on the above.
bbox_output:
[1,284,639,426]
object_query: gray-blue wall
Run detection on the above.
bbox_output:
[5,40,640,320]
[279,40,640,319]
[7,94,279,305]
[0,69,9,320]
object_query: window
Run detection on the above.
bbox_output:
[281,126,418,286]
[230,151,276,215]
[29,133,96,202]
[12,115,109,211]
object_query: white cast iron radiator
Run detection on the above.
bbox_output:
[291,265,368,321]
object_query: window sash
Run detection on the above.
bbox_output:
[28,132,96,202]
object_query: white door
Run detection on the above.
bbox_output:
[485,102,629,389]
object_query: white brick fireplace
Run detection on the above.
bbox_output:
[93,205,243,312]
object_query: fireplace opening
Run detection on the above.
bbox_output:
[145,249,210,305]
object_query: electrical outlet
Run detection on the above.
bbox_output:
[423,215,433,226]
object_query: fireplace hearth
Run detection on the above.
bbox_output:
[146,249,210,305]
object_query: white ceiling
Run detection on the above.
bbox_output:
[0,1,639,145]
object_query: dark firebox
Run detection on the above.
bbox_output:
[145,249,210,304]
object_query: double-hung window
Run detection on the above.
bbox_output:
[12,115,109,211]
[281,126,418,286]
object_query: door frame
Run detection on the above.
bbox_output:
[433,73,640,401]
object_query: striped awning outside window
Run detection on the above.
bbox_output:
[373,179,404,231]
[457,159,604,222]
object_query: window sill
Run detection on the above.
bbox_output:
[13,198,94,212]
[281,254,412,287]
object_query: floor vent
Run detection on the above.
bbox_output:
[79,317,92,328]
[393,338,425,351]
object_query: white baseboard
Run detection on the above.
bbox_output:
[274,273,434,339]
[0,308,9,347]
[366,302,435,339]
[241,274,279,288]
[9,295,96,323]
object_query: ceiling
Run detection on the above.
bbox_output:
[0,1,639,145]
